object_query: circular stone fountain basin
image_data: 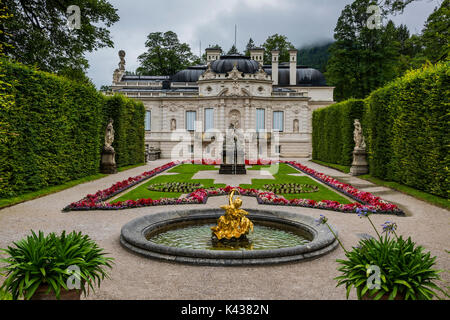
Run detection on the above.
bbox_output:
[120,208,338,266]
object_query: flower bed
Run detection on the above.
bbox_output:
[63,160,404,215]
[262,183,319,194]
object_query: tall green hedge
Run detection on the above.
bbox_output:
[312,99,365,166]
[312,62,449,198]
[0,59,145,198]
[364,62,449,198]
[102,94,145,168]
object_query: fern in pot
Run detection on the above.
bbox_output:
[316,210,448,300]
[0,230,114,300]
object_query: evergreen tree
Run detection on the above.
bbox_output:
[244,38,256,56]
[227,44,240,55]
[297,42,333,72]
[325,0,402,101]
[420,0,449,63]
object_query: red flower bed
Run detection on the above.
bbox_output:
[63,160,404,215]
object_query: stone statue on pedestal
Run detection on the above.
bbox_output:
[350,119,368,176]
[100,119,117,174]
[353,119,366,150]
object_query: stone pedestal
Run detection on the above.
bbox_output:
[100,147,117,174]
[219,130,246,175]
[350,148,368,176]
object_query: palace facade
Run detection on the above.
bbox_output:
[111,48,334,161]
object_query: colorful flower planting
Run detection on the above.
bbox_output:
[63,160,404,215]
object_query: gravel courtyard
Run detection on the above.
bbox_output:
[0,159,448,300]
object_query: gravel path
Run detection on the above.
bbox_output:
[0,159,448,300]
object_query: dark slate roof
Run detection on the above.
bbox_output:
[263,66,327,86]
[171,66,207,82]
[210,54,260,74]
[169,55,328,86]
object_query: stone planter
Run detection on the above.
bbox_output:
[30,284,82,300]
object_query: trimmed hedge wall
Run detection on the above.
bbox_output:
[0,59,145,198]
[312,99,365,166]
[103,94,145,168]
[312,62,449,198]
[364,62,449,198]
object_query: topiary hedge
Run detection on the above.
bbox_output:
[0,59,145,198]
[312,99,365,166]
[364,62,449,198]
[102,94,145,168]
[312,62,449,199]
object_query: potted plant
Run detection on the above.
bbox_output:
[0,230,114,300]
[316,211,448,300]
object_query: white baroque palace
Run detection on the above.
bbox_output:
[111,48,334,160]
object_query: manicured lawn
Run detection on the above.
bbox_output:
[112,164,226,202]
[113,163,352,204]
[242,163,352,203]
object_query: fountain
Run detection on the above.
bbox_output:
[120,190,339,265]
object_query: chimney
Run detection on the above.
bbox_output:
[205,47,222,64]
[289,49,297,86]
[271,50,279,86]
[249,47,264,64]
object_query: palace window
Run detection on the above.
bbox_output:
[256,108,265,132]
[275,145,281,154]
[145,110,151,131]
[273,111,284,132]
[186,111,196,131]
[204,108,214,131]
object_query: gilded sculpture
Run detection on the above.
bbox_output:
[211,189,253,241]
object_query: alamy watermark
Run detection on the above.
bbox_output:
[67,5,81,30]
[366,5,382,30]
[366,265,381,290]
[66,264,81,290]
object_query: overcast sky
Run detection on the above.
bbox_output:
[85,0,442,88]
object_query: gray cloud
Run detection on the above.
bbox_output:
[85,0,441,88]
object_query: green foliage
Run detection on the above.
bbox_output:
[102,94,145,168]
[244,38,256,57]
[137,31,200,76]
[227,44,240,55]
[312,99,365,166]
[1,0,119,73]
[0,59,104,198]
[420,0,449,63]
[0,60,145,199]
[325,0,406,101]
[0,230,114,300]
[297,42,333,73]
[364,61,449,198]
[262,34,295,65]
[335,235,445,300]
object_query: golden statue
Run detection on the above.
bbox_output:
[211,189,254,241]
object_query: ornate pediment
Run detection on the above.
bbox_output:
[199,63,217,80]
[227,63,244,80]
